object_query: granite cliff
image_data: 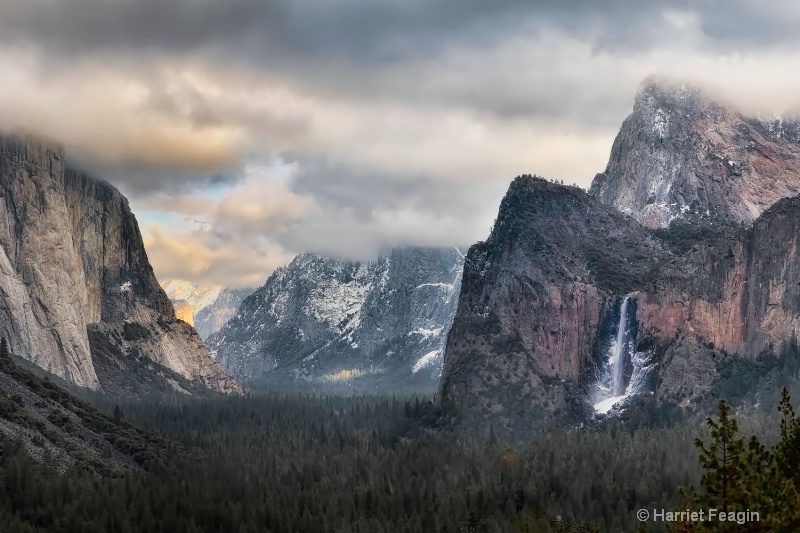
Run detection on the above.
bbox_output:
[438,79,800,432]
[589,77,800,228]
[635,195,800,406]
[0,134,239,394]
[436,176,671,427]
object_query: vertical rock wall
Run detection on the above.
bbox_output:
[0,134,238,393]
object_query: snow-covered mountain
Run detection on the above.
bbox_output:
[207,247,466,390]
[161,280,253,340]
[193,289,254,340]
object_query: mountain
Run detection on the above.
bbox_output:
[436,176,671,429]
[438,80,800,434]
[194,289,253,340]
[208,247,465,389]
[589,77,800,228]
[172,300,195,326]
[162,281,253,340]
[0,353,173,475]
[0,134,239,394]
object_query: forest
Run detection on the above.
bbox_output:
[3,343,800,532]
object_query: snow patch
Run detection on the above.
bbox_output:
[412,350,441,374]
[409,327,443,339]
[416,283,454,290]
[653,108,670,139]
[594,395,627,414]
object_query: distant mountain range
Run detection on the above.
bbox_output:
[161,281,253,340]
[207,247,465,390]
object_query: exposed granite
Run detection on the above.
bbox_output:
[436,176,670,428]
[0,134,239,394]
[438,175,800,430]
[590,77,800,228]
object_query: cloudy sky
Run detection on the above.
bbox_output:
[3,0,800,289]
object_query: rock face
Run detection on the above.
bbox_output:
[439,76,800,431]
[162,281,252,340]
[172,300,194,326]
[208,247,465,388]
[635,197,800,402]
[589,77,800,228]
[436,176,670,426]
[0,134,239,394]
[438,178,800,431]
[193,289,253,340]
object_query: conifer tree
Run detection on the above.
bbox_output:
[689,399,776,532]
[777,388,800,484]
[688,392,800,531]
[693,399,747,516]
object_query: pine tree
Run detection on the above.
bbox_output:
[0,337,9,359]
[692,399,748,529]
[687,393,800,531]
[772,388,800,530]
[777,388,800,484]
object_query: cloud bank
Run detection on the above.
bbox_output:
[2,0,800,287]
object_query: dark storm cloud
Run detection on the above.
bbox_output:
[6,0,800,287]
[695,3,800,50]
[4,0,797,129]
[0,0,766,66]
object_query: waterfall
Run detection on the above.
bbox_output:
[611,296,630,397]
[593,296,636,414]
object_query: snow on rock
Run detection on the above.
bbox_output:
[590,76,800,229]
[412,350,441,374]
[208,247,466,387]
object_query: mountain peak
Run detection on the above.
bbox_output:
[589,77,800,228]
[209,246,465,389]
[634,76,703,108]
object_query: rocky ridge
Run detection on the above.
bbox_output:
[436,176,670,426]
[589,77,800,228]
